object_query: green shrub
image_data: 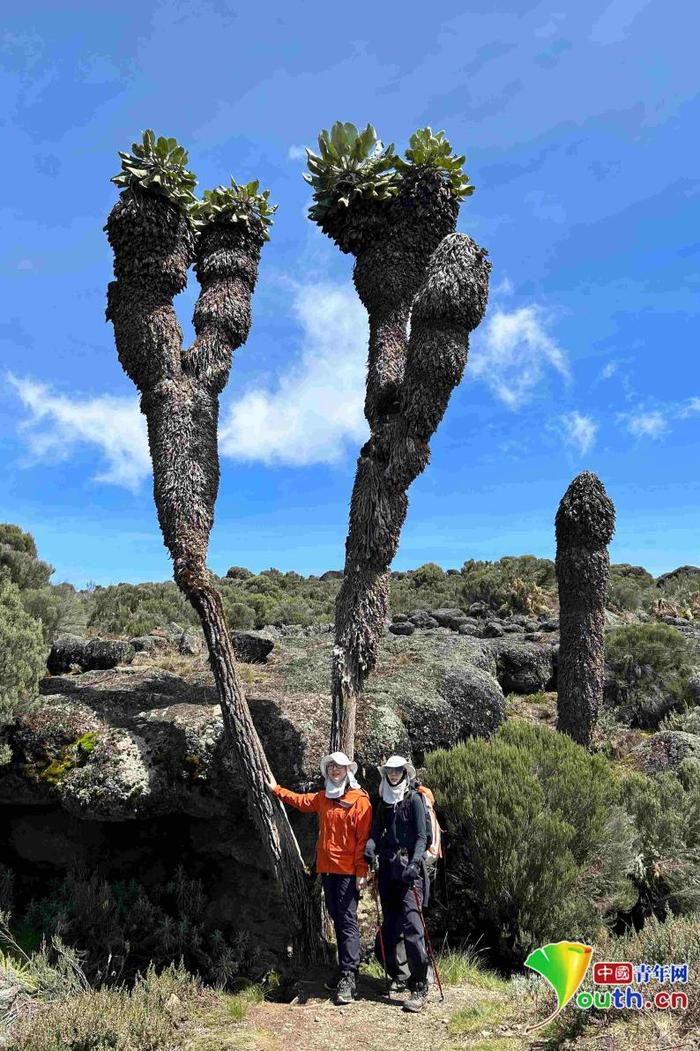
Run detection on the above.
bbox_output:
[21,865,264,990]
[604,622,697,728]
[594,912,700,1032]
[412,562,446,588]
[426,722,637,966]
[618,764,700,919]
[224,601,255,630]
[0,523,53,591]
[86,582,198,637]
[460,556,555,615]
[0,579,45,763]
[5,961,201,1051]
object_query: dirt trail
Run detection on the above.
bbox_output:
[245,975,491,1051]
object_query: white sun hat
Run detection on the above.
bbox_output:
[381,754,416,782]
[320,751,358,778]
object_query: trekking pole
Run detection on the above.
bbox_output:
[412,884,444,1003]
[371,861,391,995]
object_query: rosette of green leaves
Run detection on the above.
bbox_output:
[111,130,198,211]
[304,122,400,225]
[189,178,277,241]
[396,127,475,200]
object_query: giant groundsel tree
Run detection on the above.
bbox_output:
[305,123,491,756]
[104,131,328,961]
[555,471,616,746]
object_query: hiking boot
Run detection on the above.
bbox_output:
[403,981,429,1012]
[323,968,342,991]
[389,977,408,993]
[334,971,357,1005]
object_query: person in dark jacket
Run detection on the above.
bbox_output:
[364,755,430,1012]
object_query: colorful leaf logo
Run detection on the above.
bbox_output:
[524,940,593,1032]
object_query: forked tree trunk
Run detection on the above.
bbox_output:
[105,187,329,962]
[555,471,616,747]
[331,232,491,756]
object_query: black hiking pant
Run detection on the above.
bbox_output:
[375,865,428,985]
[322,873,360,973]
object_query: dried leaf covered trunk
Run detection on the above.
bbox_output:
[331,210,491,756]
[555,471,616,747]
[105,189,328,962]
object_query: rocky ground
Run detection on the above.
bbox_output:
[3,605,700,946]
[2,605,700,1048]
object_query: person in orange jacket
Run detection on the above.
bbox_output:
[265,750,372,1005]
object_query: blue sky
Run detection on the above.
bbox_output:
[1,0,698,587]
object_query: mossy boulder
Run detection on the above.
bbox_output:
[47,636,135,674]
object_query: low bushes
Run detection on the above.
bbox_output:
[426,721,637,967]
[604,622,697,728]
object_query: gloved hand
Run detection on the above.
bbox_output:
[401,861,420,884]
[364,839,376,864]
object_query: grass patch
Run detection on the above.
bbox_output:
[437,948,509,992]
[448,999,510,1036]
[222,980,265,1021]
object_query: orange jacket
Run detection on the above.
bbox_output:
[273,785,372,878]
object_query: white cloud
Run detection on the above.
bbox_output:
[679,396,700,417]
[287,144,308,161]
[559,411,597,454]
[624,410,669,439]
[8,281,371,484]
[8,374,149,490]
[599,361,618,379]
[220,282,369,465]
[469,305,570,408]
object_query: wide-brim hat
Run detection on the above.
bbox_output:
[320,751,358,778]
[381,754,416,782]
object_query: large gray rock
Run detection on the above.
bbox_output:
[402,695,459,758]
[47,636,135,675]
[129,635,169,653]
[230,631,274,664]
[389,622,415,636]
[409,611,439,629]
[487,638,555,694]
[430,608,468,630]
[631,731,700,775]
[438,666,506,739]
[482,621,504,638]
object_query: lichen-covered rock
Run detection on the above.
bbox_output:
[458,622,481,637]
[438,666,505,739]
[482,621,504,638]
[430,608,468,630]
[487,638,555,694]
[538,617,560,633]
[178,631,203,656]
[400,694,459,759]
[389,622,415,636]
[129,635,169,653]
[46,635,87,674]
[409,611,439,628]
[631,731,700,775]
[230,631,274,664]
[47,636,135,674]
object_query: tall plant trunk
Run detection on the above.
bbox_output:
[331,234,491,757]
[555,471,616,747]
[175,559,326,958]
[105,188,330,962]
